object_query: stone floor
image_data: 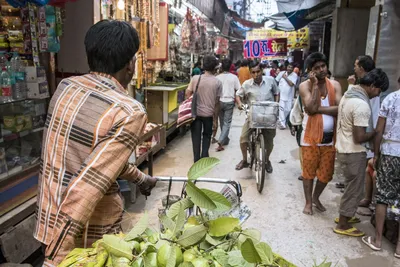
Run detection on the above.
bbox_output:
[122,109,400,267]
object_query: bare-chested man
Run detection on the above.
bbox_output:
[299,52,342,215]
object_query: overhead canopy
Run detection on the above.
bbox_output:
[266,0,335,31]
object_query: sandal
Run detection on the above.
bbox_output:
[235,160,249,171]
[362,236,381,251]
[334,217,361,224]
[333,227,364,237]
[216,146,225,152]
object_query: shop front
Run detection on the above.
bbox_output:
[0,0,64,263]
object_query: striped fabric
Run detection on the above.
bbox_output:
[34,73,148,266]
[177,96,194,127]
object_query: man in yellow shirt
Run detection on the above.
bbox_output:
[238,59,251,85]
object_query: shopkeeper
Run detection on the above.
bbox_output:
[33,20,157,265]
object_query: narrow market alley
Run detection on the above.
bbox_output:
[122,110,400,267]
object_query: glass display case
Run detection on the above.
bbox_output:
[0,99,47,216]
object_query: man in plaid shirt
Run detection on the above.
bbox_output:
[34,20,157,265]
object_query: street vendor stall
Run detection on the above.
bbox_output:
[143,83,188,136]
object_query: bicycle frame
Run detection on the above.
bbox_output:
[242,104,267,193]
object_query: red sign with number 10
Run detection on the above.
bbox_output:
[243,38,288,58]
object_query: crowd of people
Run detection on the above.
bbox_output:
[31,19,399,265]
[186,52,400,259]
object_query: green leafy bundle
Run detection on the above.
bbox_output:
[59,158,330,267]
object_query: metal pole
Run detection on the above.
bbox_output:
[242,0,247,19]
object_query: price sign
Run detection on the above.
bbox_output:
[243,38,288,59]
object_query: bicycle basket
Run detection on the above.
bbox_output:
[249,101,279,129]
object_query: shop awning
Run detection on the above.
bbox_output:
[265,0,335,31]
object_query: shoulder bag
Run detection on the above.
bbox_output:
[177,75,202,127]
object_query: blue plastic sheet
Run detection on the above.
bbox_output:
[6,0,49,7]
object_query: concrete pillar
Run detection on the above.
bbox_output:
[329,8,371,89]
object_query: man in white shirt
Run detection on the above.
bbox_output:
[276,63,298,129]
[215,59,241,151]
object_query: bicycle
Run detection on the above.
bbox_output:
[242,104,266,193]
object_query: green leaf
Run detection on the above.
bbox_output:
[205,234,220,246]
[177,224,207,247]
[160,215,176,232]
[167,198,194,218]
[208,217,240,237]
[187,216,200,226]
[238,229,261,248]
[199,240,212,250]
[179,262,194,267]
[166,245,177,267]
[211,249,228,266]
[102,235,134,260]
[227,250,253,267]
[255,242,273,265]
[240,239,261,264]
[124,212,149,241]
[111,255,131,267]
[187,157,220,181]
[173,203,186,235]
[201,189,231,211]
[186,181,217,210]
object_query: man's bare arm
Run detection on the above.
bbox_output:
[299,81,319,115]
[353,126,375,144]
[185,89,193,99]
[374,117,386,157]
[283,75,295,87]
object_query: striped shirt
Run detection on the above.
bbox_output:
[34,73,148,265]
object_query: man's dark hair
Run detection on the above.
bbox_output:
[241,59,249,67]
[221,59,232,72]
[203,55,218,71]
[305,52,328,70]
[85,20,139,74]
[284,60,290,67]
[235,60,241,67]
[359,68,389,92]
[249,61,262,70]
[357,55,375,72]
[272,60,279,66]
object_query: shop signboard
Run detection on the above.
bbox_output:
[243,38,288,59]
[246,27,309,49]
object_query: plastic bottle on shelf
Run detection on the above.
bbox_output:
[11,53,26,100]
[1,67,13,103]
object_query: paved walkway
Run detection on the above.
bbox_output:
[123,110,400,267]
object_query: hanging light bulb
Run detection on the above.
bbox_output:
[117,0,125,10]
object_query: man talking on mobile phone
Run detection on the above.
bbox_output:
[299,52,342,215]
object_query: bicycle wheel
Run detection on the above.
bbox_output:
[255,133,266,193]
[249,131,256,169]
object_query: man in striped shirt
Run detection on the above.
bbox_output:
[34,20,157,265]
